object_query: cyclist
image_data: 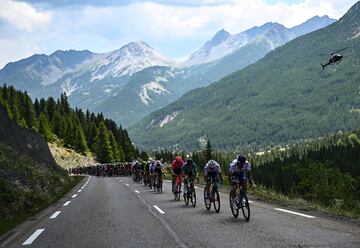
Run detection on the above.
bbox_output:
[171,156,184,192]
[149,160,156,188]
[153,160,164,189]
[228,154,253,195]
[181,157,198,194]
[204,160,223,192]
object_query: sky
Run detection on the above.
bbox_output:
[0,0,358,68]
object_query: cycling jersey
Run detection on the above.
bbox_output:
[229,159,251,183]
[149,163,155,173]
[204,161,221,177]
[181,162,198,177]
[172,157,184,175]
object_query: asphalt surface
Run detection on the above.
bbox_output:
[2,176,360,248]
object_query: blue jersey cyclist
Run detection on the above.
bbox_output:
[228,154,253,194]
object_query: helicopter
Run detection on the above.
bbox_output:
[320,47,348,70]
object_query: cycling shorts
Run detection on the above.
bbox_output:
[231,171,247,183]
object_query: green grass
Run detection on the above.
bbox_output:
[0,176,83,236]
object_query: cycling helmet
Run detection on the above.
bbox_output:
[237,154,246,163]
[208,160,216,169]
[155,160,161,166]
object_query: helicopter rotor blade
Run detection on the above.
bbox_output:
[334,47,349,54]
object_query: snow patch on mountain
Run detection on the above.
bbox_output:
[139,81,170,106]
[61,80,80,96]
[159,111,179,128]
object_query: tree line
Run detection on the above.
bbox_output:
[0,84,139,163]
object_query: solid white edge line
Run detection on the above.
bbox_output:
[153,205,165,214]
[72,194,78,198]
[49,211,61,219]
[135,190,140,194]
[63,201,71,206]
[274,208,316,219]
[22,229,45,245]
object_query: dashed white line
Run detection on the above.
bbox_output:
[72,194,78,198]
[63,201,71,206]
[22,229,45,245]
[135,190,140,194]
[77,190,82,193]
[153,205,165,214]
[274,208,316,219]
[49,211,61,219]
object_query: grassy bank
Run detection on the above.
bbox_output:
[0,142,84,236]
[0,176,82,236]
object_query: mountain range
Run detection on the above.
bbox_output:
[129,2,360,150]
[0,15,336,127]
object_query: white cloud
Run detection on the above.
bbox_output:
[0,0,358,68]
[0,0,52,31]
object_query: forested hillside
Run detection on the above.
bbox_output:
[129,2,360,151]
[253,129,360,216]
[0,85,137,163]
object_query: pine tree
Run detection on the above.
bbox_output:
[38,113,52,141]
[19,117,28,128]
[23,94,37,128]
[75,125,88,154]
[52,111,64,137]
[94,122,113,163]
[87,121,98,151]
[203,139,213,162]
[109,132,120,162]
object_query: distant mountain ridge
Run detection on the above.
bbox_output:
[183,15,336,67]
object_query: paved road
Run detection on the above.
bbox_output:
[2,176,360,248]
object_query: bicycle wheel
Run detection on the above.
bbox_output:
[229,191,239,218]
[240,193,250,221]
[204,188,211,210]
[213,189,220,213]
[192,189,196,207]
[175,184,181,201]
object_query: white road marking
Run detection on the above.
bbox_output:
[194,186,199,189]
[135,190,140,194]
[63,201,71,206]
[248,200,254,203]
[49,211,61,219]
[126,183,129,186]
[72,194,78,198]
[22,229,45,245]
[120,180,123,182]
[77,190,82,193]
[153,205,165,214]
[165,180,172,183]
[81,186,84,189]
[274,208,316,219]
